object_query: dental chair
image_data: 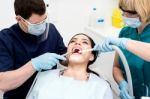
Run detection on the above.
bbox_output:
[26,45,150,99]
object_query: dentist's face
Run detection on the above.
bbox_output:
[67,34,94,64]
[16,13,47,33]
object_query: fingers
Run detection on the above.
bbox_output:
[93,44,99,51]
[124,90,133,99]
[41,57,59,69]
[48,57,59,64]
[51,53,66,61]
[120,89,133,99]
[100,39,113,52]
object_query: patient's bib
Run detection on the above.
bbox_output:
[27,69,113,99]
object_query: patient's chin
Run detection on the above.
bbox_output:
[69,57,84,63]
[60,58,83,66]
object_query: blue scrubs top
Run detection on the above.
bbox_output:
[0,23,67,99]
[119,24,150,99]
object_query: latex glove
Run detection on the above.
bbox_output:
[93,37,129,52]
[31,53,66,71]
[119,80,133,99]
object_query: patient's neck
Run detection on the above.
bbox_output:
[63,63,89,81]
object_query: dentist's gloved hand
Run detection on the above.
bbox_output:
[93,37,130,52]
[31,53,66,71]
[119,80,133,99]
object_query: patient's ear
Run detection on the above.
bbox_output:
[89,54,94,61]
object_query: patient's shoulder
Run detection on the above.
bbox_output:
[90,73,110,87]
[89,73,112,94]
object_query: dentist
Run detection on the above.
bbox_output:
[0,0,66,99]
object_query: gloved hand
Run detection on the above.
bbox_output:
[119,80,133,99]
[93,37,129,52]
[31,53,66,71]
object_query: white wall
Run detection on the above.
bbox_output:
[47,0,119,44]
[0,0,15,30]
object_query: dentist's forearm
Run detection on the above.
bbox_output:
[126,40,150,62]
[0,61,36,92]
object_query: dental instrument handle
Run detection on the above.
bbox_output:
[62,52,71,57]
[60,53,70,66]
[111,45,134,97]
[78,48,94,53]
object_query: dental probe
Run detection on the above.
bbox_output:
[78,48,94,53]
[62,52,72,57]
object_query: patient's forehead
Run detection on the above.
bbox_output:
[72,34,90,41]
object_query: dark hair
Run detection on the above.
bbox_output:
[14,0,46,19]
[68,33,99,76]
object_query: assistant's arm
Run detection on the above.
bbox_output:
[94,38,150,62]
[113,53,124,84]
[126,40,150,61]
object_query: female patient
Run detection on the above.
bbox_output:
[27,33,113,99]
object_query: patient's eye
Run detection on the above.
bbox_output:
[82,41,89,44]
[69,40,75,43]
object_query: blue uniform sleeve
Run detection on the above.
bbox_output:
[51,24,67,55]
[119,27,128,38]
[0,31,14,72]
[119,26,134,38]
[57,34,67,55]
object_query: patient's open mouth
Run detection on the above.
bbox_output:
[72,48,81,54]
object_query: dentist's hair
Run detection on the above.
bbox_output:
[119,0,150,23]
[14,0,46,19]
[68,33,99,76]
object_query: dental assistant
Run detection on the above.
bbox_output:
[0,0,66,98]
[94,0,150,98]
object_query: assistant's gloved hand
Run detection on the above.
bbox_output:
[119,80,133,99]
[93,37,129,52]
[31,53,66,71]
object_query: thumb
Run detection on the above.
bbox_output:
[52,54,66,61]
[93,44,99,51]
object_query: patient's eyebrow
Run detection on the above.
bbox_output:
[81,38,90,42]
[71,37,90,42]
